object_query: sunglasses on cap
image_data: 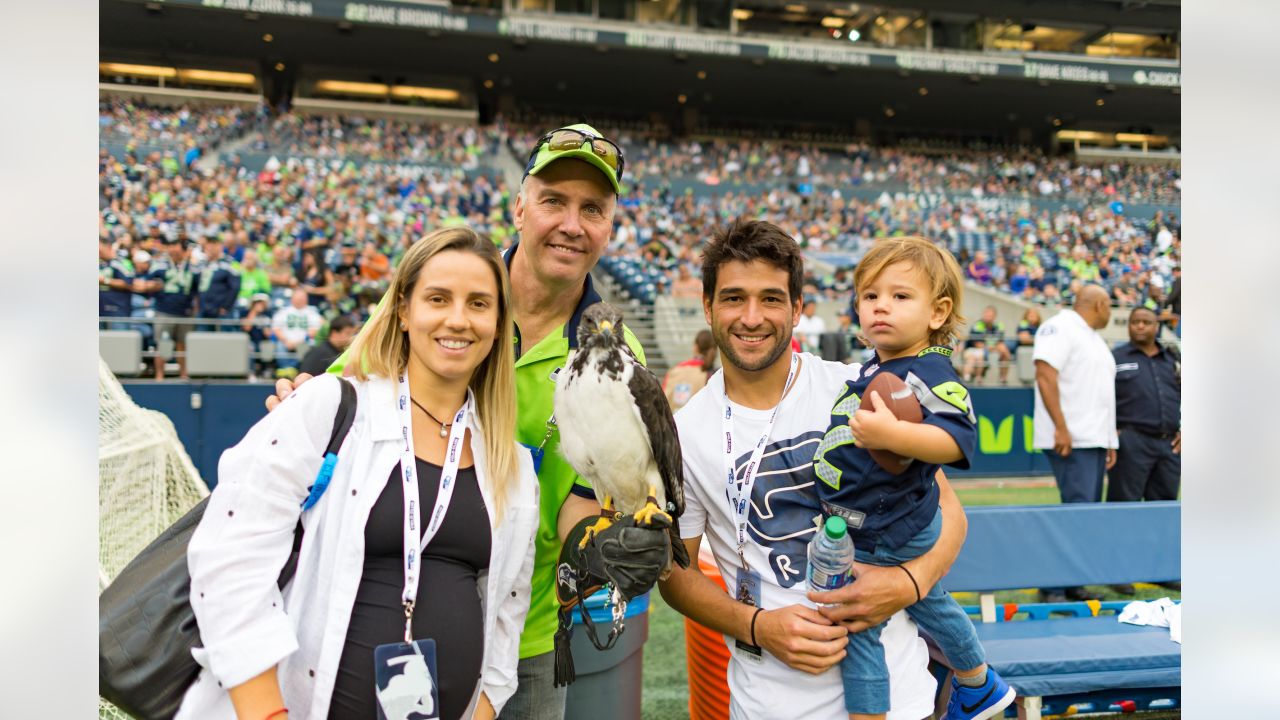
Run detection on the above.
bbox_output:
[525,127,625,183]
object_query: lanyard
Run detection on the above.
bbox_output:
[722,353,799,568]
[536,412,557,452]
[397,373,473,643]
[531,366,565,473]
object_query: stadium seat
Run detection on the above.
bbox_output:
[99,330,143,377]
[185,331,252,378]
[1016,345,1037,383]
[155,336,175,364]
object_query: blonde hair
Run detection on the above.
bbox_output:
[853,236,966,347]
[346,226,518,523]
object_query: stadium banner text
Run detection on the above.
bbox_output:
[162,0,1179,89]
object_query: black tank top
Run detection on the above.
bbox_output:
[329,458,491,720]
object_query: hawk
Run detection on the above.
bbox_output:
[554,302,691,575]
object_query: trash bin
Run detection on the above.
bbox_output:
[563,588,650,720]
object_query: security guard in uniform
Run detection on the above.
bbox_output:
[1108,306,1181,503]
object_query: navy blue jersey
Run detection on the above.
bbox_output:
[966,319,1005,348]
[153,259,198,316]
[331,259,360,284]
[812,347,977,550]
[98,258,133,317]
[139,267,166,297]
[197,257,241,316]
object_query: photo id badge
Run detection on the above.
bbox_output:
[732,567,764,662]
[374,639,439,720]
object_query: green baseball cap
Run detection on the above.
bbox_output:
[523,123,624,193]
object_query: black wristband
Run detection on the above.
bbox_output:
[898,564,921,603]
[749,607,764,647]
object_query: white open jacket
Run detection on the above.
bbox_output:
[177,374,539,719]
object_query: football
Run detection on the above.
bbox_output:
[863,371,924,475]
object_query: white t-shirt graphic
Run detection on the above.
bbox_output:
[675,352,936,720]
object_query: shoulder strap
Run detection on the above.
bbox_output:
[301,378,358,510]
[324,379,358,455]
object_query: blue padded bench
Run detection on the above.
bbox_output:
[936,502,1181,718]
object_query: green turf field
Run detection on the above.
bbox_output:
[637,482,1180,719]
[954,483,1061,506]
[641,590,693,719]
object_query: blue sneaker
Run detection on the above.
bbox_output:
[946,668,1016,720]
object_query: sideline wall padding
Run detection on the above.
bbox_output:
[123,383,1052,489]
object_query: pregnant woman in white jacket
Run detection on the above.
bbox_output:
[178,226,539,720]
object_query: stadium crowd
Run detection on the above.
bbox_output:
[506,124,1180,314]
[509,128,1182,205]
[100,105,1181,379]
[245,112,505,165]
[98,98,259,167]
[604,185,1180,310]
[99,105,515,377]
[634,142,1180,204]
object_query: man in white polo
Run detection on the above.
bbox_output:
[1031,284,1118,602]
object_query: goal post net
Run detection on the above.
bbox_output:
[99,356,208,719]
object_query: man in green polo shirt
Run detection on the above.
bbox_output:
[270,124,660,719]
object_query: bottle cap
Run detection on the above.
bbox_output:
[823,516,847,540]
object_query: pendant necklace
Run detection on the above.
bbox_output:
[410,396,453,438]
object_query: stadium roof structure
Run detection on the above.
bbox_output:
[101,0,1179,144]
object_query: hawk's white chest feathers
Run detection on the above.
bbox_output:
[554,346,666,514]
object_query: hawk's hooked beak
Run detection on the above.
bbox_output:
[598,320,614,338]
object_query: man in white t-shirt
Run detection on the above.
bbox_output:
[793,299,827,356]
[271,289,323,369]
[659,219,968,720]
[1032,284,1118,602]
[1032,284,1118,500]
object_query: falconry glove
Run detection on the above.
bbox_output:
[552,514,671,686]
[568,514,672,602]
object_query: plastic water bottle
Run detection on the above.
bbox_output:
[807,516,855,605]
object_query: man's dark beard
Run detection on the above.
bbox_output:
[713,323,791,373]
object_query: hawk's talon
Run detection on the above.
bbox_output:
[633,490,672,529]
[578,495,616,550]
[577,515,615,550]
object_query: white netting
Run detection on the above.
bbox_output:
[99,356,209,719]
[100,698,133,720]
